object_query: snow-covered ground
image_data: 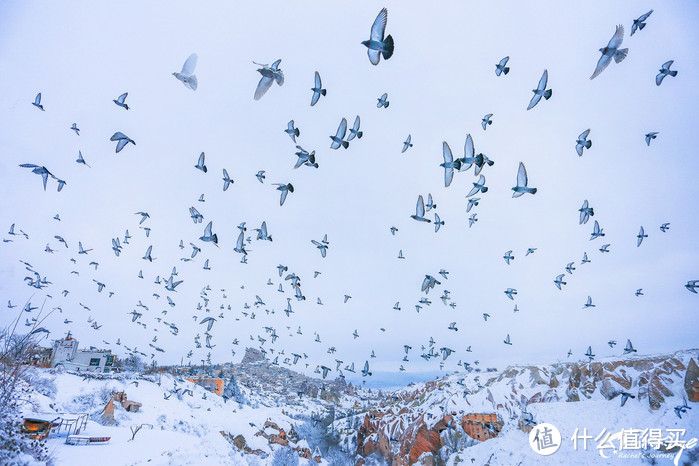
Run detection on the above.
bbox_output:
[19,367,347,465]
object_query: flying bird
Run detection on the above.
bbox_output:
[347,116,363,141]
[441,142,462,187]
[495,56,510,76]
[466,175,488,198]
[579,200,594,224]
[113,92,129,110]
[274,183,294,206]
[590,25,627,80]
[411,195,431,223]
[636,226,647,247]
[362,8,394,65]
[554,274,567,290]
[194,152,207,173]
[575,129,592,156]
[32,93,44,111]
[70,123,80,136]
[377,93,389,108]
[110,132,135,153]
[222,169,232,191]
[631,10,653,36]
[656,60,677,86]
[200,221,218,245]
[645,132,658,146]
[76,151,90,168]
[511,162,537,197]
[481,114,493,130]
[253,59,284,100]
[590,220,605,240]
[310,71,326,106]
[285,120,300,142]
[329,118,349,149]
[527,70,552,110]
[19,164,57,191]
[172,53,198,91]
[402,135,413,153]
[685,280,698,294]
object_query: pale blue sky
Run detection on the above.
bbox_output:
[1,1,698,385]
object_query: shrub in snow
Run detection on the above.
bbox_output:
[271,446,299,465]
[0,328,51,464]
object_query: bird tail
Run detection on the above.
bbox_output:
[342,141,349,149]
[357,131,363,139]
[295,128,300,137]
[202,166,208,173]
[543,89,552,100]
[321,89,327,96]
[503,67,510,75]
[585,140,592,149]
[669,70,678,77]
[614,49,628,64]
[287,183,294,192]
[638,23,646,31]
[213,234,218,244]
[529,188,538,194]
[481,187,489,193]
[382,35,394,59]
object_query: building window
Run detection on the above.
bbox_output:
[89,358,101,366]
[105,356,114,366]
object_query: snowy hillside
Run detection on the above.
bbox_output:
[7,348,697,465]
[335,349,699,465]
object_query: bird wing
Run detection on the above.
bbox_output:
[579,129,590,140]
[335,118,347,139]
[416,195,425,217]
[517,162,528,187]
[314,71,321,89]
[118,93,128,103]
[254,76,273,100]
[111,132,127,141]
[370,8,387,41]
[537,69,548,91]
[181,53,198,75]
[442,141,453,163]
[311,89,320,106]
[607,25,624,50]
[590,54,612,80]
[280,189,288,206]
[236,231,244,249]
[527,93,542,110]
[271,59,282,70]
[197,152,205,168]
[204,221,212,237]
[464,134,474,160]
[367,49,381,66]
[34,93,41,105]
[444,165,454,187]
[638,9,653,22]
[352,115,361,133]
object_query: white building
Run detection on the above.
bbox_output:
[50,332,115,372]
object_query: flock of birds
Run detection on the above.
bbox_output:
[5,6,697,392]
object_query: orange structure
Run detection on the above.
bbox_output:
[460,413,503,441]
[186,377,224,395]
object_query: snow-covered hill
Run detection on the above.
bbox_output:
[11,349,699,465]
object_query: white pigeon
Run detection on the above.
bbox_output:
[173,53,198,91]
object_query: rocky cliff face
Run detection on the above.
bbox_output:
[339,350,699,465]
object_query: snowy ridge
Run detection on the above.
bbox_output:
[336,349,699,465]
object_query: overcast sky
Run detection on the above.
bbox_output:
[1,1,698,386]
